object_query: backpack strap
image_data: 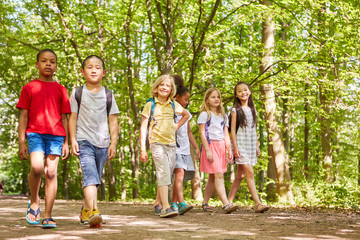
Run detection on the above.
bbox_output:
[75,86,84,114]
[104,87,113,116]
[205,114,212,145]
[171,100,180,148]
[75,85,112,117]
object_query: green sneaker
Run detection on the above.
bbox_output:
[160,208,178,218]
[178,202,193,215]
[170,202,178,211]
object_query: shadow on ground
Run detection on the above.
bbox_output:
[0,195,359,240]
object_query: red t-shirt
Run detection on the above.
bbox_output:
[16,79,71,136]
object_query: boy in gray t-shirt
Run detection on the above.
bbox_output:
[69,55,119,228]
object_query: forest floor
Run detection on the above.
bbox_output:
[0,195,359,240]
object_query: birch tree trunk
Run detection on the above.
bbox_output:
[260,0,293,202]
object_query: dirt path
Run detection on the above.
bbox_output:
[1,195,359,240]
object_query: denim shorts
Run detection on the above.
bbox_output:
[78,140,108,188]
[27,132,65,156]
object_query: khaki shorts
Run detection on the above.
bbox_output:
[150,142,176,186]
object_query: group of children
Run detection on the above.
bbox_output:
[17,49,269,229]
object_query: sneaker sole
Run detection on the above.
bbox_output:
[160,212,178,218]
[89,214,102,226]
[179,205,193,215]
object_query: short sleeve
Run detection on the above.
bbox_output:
[174,101,184,114]
[16,86,30,110]
[70,90,78,113]
[232,107,236,113]
[225,114,229,127]
[109,92,120,115]
[197,111,209,124]
[141,101,152,119]
[60,87,71,114]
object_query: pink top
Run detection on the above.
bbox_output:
[16,79,71,136]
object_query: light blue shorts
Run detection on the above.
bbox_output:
[27,132,65,156]
[78,140,108,188]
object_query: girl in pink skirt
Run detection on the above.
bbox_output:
[197,88,238,214]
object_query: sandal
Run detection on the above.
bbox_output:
[42,218,56,229]
[202,203,213,212]
[26,201,40,225]
[254,203,270,213]
[222,202,238,214]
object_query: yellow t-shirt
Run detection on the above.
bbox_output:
[142,97,184,145]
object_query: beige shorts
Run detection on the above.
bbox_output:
[150,142,176,186]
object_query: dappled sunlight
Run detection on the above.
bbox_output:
[280,234,349,240]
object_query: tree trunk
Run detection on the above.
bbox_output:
[260,0,293,202]
[191,145,203,200]
[21,161,28,196]
[304,82,310,180]
[107,159,116,201]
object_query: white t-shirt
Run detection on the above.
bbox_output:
[197,111,228,140]
[175,109,192,155]
[70,85,119,148]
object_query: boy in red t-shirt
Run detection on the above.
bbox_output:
[16,49,71,229]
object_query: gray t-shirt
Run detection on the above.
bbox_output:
[70,85,119,148]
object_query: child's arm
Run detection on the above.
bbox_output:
[61,113,70,160]
[108,114,119,160]
[187,122,200,159]
[230,111,241,159]
[140,115,149,163]
[224,126,233,163]
[199,123,213,161]
[175,109,190,130]
[68,113,79,156]
[256,139,260,156]
[18,109,29,160]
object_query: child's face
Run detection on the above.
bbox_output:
[175,92,190,108]
[236,84,251,102]
[206,90,221,109]
[157,78,172,99]
[81,57,106,85]
[35,51,57,79]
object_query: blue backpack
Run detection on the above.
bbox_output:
[142,97,178,148]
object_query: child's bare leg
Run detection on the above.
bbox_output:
[243,165,261,205]
[43,154,59,222]
[83,185,98,209]
[202,174,215,205]
[228,165,245,202]
[155,188,161,206]
[213,172,229,205]
[173,168,185,203]
[28,152,44,222]
[158,185,170,209]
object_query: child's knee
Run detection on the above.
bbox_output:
[30,165,44,176]
[45,167,57,180]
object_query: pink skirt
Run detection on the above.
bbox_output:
[200,140,227,174]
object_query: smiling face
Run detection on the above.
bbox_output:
[206,90,221,109]
[236,83,251,103]
[81,57,106,85]
[175,91,190,108]
[35,51,57,81]
[156,78,172,99]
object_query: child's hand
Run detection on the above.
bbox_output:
[108,143,117,160]
[206,150,213,162]
[62,142,69,160]
[256,146,260,156]
[234,147,241,159]
[227,147,233,163]
[19,142,28,160]
[71,141,80,156]
[140,149,148,163]
[195,148,200,159]
[175,123,179,131]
